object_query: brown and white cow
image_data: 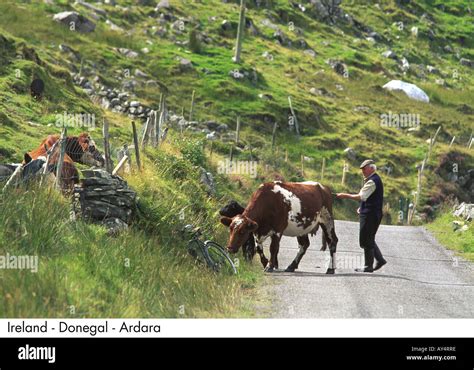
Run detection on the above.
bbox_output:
[220,181,338,274]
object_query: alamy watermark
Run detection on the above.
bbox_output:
[0,253,38,273]
[380,111,420,129]
[55,111,96,129]
[217,159,258,178]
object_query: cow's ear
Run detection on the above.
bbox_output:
[246,219,258,232]
[24,153,32,164]
[220,216,233,227]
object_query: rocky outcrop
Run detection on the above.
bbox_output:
[453,202,474,222]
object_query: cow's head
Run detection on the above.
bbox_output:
[79,133,106,167]
[220,215,258,254]
[219,200,245,218]
[67,133,105,167]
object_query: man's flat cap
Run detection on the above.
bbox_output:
[359,159,375,168]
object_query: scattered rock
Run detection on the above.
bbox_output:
[460,58,473,68]
[453,202,474,222]
[229,70,245,79]
[134,69,148,78]
[311,0,344,24]
[76,0,107,17]
[155,0,170,10]
[101,218,129,236]
[258,93,274,100]
[200,168,216,196]
[399,57,410,72]
[206,131,217,141]
[116,48,139,58]
[177,57,193,71]
[382,50,397,59]
[327,59,348,76]
[216,123,228,133]
[53,11,96,33]
[221,20,233,31]
[344,147,356,161]
[443,45,453,53]
[105,19,123,32]
[456,104,474,115]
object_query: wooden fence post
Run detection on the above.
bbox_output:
[112,155,129,176]
[271,121,278,150]
[300,154,304,176]
[119,144,131,174]
[236,116,241,144]
[341,161,348,186]
[467,132,473,148]
[288,96,300,137]
[2,165,22,192]
[233,0,246,63]
[154,109,160,148]
[55,127,67,190]
[103,118,113,173]
[428,125,441,160]
[141,115,150,149]
[449,136,456,148]
[189,90,195,122]
[321,157,326,180]
[408,156,426,225]
[159,93,164,112]
[132,121,141,170]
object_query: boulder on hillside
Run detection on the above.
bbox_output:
[344,147,356,161]
[53,11,96,33]
[453,202,474,222]
[382,80,429,103]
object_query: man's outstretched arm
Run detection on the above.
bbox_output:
[336,179,376,202]
[336,193,361,201]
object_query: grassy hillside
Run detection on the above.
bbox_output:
[0,133,264,317]
[0,0,472,316]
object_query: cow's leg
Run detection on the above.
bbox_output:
[256,243,269,268]
[319,211,338,274]
[264,234,281,273]
[285,235,310,272]
[320,230,327,251]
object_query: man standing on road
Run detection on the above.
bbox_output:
[336,159,387,273]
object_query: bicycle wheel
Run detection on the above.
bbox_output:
[187,239,208,266]
[204,241,238,275]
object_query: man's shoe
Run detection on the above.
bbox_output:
[355,267,373,273]
[374,260,387,271]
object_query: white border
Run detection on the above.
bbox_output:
[1,319,473,338]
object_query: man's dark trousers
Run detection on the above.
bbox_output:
[359,211,384,268]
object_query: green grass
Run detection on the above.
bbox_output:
[0,139,264,317]
[427,211,474,262]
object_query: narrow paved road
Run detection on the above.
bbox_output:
[260,220,474,318]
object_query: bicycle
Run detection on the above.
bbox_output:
[183,224,238,275]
